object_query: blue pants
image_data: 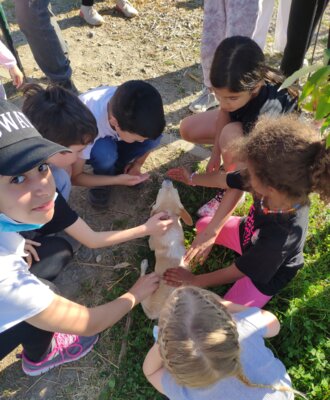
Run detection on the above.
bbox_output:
[89,136,162,175]
[13,0,71,82]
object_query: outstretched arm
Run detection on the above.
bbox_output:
[71,158,150,187]
[27,273,160,336]
[65,213,173,249]
[185,188,243,264]
[167,167,229,189]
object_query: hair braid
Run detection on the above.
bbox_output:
[158,287,307,398]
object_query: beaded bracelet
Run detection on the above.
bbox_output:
[189,172,196,186]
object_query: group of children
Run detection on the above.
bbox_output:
[0,36,329,399]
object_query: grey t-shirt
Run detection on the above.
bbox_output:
[162,308,293,400]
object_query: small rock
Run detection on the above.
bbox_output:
[87,31,95,38]
[115,71,122,77]
[96,254,102,263]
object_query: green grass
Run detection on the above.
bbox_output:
[98,185,329,400]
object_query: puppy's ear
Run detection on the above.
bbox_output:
[180,208,193,226]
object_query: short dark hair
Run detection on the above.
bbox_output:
[22,83,98,147]
[110,80,165,139]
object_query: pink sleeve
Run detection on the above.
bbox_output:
[0,40,17,69]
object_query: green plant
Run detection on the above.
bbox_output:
[280,49,330,147]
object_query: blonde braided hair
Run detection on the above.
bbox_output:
[158,287,306,398]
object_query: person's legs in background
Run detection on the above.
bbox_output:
[281,0,329,76]
[80,0,138,26]
[13,0,77,93]
[190,0,259,114]
[80,0,104,26]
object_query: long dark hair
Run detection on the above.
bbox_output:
[210,36,296,96]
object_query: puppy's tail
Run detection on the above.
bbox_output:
[140,259,148,276]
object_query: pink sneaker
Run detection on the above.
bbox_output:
[197,189,226,218]
[22,333,98,376]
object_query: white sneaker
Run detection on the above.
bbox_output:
[80,5,104,26]
[116,0,139,18]
[189,87,219,114]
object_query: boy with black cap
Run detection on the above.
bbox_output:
[0,100,171,375]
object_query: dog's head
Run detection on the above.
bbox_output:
[151,180,193,226]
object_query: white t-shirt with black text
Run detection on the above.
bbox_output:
[0,232,54,332]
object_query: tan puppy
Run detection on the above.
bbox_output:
[141,179,193,319]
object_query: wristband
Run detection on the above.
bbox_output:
[189,172,196,186]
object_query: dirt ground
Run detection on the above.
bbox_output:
[0,0,329,398]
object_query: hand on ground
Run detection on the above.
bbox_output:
[163,267,196,287]
[145,212,173,235]
[129,272,160,303]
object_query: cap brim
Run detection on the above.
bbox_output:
[0,136,71,175]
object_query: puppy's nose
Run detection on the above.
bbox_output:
[162,179,173,188]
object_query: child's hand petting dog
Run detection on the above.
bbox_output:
[163,267,196,287]
[167,167,190,185]
[145,212,173,236]
[129,272,160,303]
[116,172,150,186]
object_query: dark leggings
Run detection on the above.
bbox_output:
[0,236,73,362]
[281,0,329,76]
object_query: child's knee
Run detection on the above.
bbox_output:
[179,116,193,141]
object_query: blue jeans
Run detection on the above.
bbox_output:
[13,0,71,82]
[89,136,162,175]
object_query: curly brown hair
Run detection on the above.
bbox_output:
[237,115,330,204]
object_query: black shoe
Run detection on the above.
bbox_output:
[88,187,110,209]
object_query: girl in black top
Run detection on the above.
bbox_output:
[166,115,330,307]
[180,36,298,218]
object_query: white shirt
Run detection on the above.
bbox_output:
[79,86,119,160]
[0,232,54,332]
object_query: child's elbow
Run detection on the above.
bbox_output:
[262,310,280,337]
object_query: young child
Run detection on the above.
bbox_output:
[0,40,24,99]
[181,35,298,217]
[22,83,98,200]
[144,286,300,399]
[0,99,172,375]
[166,115,330,307]
[76,80,166,208]
[22,83,152,201]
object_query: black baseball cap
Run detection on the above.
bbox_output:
[0,100,71,175]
